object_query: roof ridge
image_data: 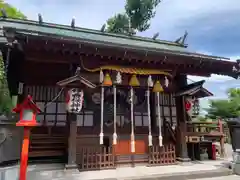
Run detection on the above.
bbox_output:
[0,17,186,48]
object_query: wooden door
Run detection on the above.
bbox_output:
[114,136,147,155]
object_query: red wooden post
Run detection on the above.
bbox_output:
[13,95,41,180]
[211,143,216,160]
[19,127,30,180]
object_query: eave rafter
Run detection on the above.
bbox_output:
[17,34,235,78]
[23,48,211,77]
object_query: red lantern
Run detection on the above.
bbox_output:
[13,95,41,180]
[185,100,192,112]
[13,95,41,127]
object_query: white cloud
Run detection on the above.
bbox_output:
[140,0,240,38]
[7,0,240,36]
[6,0,125,29]
[230,56,240,61]
[188,75,234,83]
[6,0,240,55]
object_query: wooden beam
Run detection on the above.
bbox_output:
[23,38,199,66]
[21,38,228,77]
[23,57,212,79]
[22,35,236,73]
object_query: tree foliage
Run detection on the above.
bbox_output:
[0,55,12,115]
[206,88,240,120]
[0,0,26,114]
[106,14,130,34]
[0,0,26,19]
[106,0,161,34]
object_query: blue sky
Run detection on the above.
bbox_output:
[6,0,240,111]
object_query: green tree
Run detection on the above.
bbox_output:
[0,0,26,19]
[106,0,161,34]
[0,0,26,115]
[106,14,130,34]
[206,88,240,120]
[197,116,208,122]
[0,52,12,115]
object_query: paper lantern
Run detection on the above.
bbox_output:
[185,100,192,112]
[66,88,84,113]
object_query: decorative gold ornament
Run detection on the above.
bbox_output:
[129,74,140,87]
[103,73,112,86]
[152,80,163,92]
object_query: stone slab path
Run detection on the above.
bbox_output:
[0,144,235,180]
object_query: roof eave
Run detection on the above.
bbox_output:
[12,29,231,62]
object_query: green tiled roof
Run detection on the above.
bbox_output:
[0,18,229,60]
[0,18,185,49]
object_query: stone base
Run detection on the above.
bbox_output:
[177,157,191,162]
[65,163,78,169]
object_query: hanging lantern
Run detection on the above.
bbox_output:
[185,100,192,112]
[103,73,112,86]
[66,88,84,113]
[193,99,200,116]
[129,74,140,87]
[152,80,163,92]
[185,97,195,117]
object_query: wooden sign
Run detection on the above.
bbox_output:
[188,136,200,143]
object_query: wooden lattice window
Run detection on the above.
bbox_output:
[155,93,177,127]
[76,111,94,127]
[36,102,67,126]
[116,115,127,127]
[24,85,67,126]
[134,112,148,127]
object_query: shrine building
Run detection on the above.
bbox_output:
[0,16,239,170]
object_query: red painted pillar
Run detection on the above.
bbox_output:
[19,127,31,180]
[212,143,216,160]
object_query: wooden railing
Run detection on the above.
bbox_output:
[149,144,176,165]
[77,146,115,170]
[186,120,224,136]
[77,144,176,170]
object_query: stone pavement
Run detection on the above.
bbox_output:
[25,161,233,180]
[0,160,234,180]
[194,175,239,180]
[0,143,235,180]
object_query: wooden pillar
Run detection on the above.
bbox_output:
[175,74,190,162]
[66,116,77,168]
[218,119,225,158]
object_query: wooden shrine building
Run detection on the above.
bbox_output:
[0,17,239,170]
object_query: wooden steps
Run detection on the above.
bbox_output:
[29,133,67,158]
[29,150,65,157]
